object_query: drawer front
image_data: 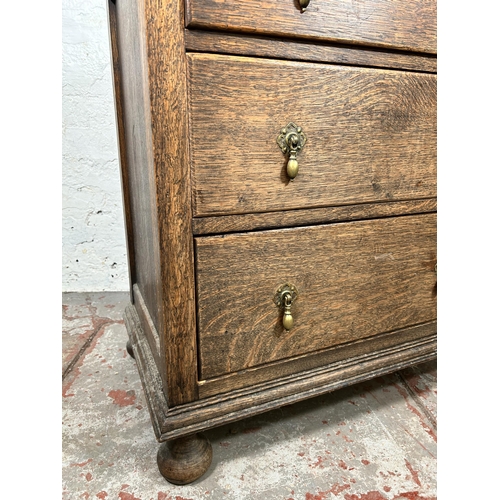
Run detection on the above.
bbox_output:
[185,0,436,54]
[188,54,436,217]
[195,214,436,379]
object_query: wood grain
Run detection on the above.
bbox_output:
[133,284,161,371]
[143,0,199,406]
[114,0,163,361]
[125,301,435,441]
[165,337,436,437]
[195,214,436,379]
[124,304,169,438]
[185,0,436,54]
[184,30,437,73]
[157,434,212,485]
[188,54,436,217]
[199,321,436,397]
[192,198,437,235]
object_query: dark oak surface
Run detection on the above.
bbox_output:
[114,0,199,405]
[157,434,212,485]
[112,0,437,483]
[133,284,162,370]
[185,30,437,73]
[188,54,436,217]
[192,198,437,235]
[113,0,162,336]
[199,321,436,397]
[125,303,436,440]
[143,0,199,405]
[185,0,436,54]
[195,214,436,379]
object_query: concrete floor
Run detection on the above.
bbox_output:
[62,292,437,500]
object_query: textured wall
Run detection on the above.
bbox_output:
[62,0,129,291]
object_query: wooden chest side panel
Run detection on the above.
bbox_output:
[195,214,436,379]
[188,54,436,217]
[114,0,163,341]
[185,0,436,54]
[108,0,136,297]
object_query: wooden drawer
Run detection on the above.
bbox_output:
[188,54,436,217]
[185,0,436,54]
[195,213,436,380]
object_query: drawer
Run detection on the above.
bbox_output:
[195,213,436,380]
[188,54,436,217]
[185,0,436,54]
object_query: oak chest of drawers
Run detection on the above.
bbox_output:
[108,0,436,484]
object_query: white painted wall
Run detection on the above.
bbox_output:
[62,0,129,291]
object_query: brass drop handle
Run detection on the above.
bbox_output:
[299,0,311,12]
[274,283,298,331]
[282,293,294,330]
[277,122,307,181]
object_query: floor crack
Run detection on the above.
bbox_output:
[62,318,114,381]
[396,371,437,430]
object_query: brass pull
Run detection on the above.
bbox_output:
[299,0,310,12]
[277,122,307,181]
[274,283,298,331]
[282,293,294,330]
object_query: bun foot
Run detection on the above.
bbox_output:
[157,433,212,485]
[126,340,135,359]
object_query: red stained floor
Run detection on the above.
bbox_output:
[62,293,436,500]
